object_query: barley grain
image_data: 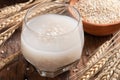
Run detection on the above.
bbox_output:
[0,10,27,30]
[0,0,33,18]
[0,0,53,19]
[55,0,70,3]
[95,49,120,80]
[0,22,21,46]
[27,3,65,20]
[75,0,120,24]
[0,0,65,31]
[87,41,110,66]
[70,30,120,80]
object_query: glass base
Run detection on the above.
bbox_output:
[36,60,79,78]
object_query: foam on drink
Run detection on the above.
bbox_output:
[21,14,84,71]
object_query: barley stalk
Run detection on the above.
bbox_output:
[0,2,65,46]
[76,41,110,80]
[55,0,70,3]
[0,22,21,46]
[70,21,120,80]
[79,44,120,80]
[78,55,110,80]
[87,41,110,66]
[0,10,27,31]
[111,61,120,80]
[75,37,119,80]
[95,49,120,80]
[27,3,65,20]
[48,7,65,14]
[101,49,120,72]
[0,51,20,70]
[78,48,119,80]
[24,0,53,10]
[81,59,106,80]
[0,1,64,31]
[0,30,15,46]
[0,0,52,19]
[77,32,120,80]
[70,41,111,80]
[0,0,33,19]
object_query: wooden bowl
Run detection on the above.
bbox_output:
[70,0,120,36]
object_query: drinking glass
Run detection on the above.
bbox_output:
[21,2,84,78]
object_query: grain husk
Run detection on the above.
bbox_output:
[0,10,27,30]
[0,22,21,46]
[0,0,33,19]
[95,49,120,80]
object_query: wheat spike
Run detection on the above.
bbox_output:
[0,30,15,46]
[110,62,120,80]
[24,0,53,10]
[70,35,120,80]
[101,50,120,72]
[27,3,65,19]
[70,41,111,80]
[79,56,109,80]
[0,51,20,70]
[87,41,110,66]
[0,0,52,18]
[78,48,119,80]
[0,0,33,19]
[0,1,64,31]
[81,60,106,80]
[55,0,70,3]
[0,1,65,46]
[48,7,65,14]
[0,22,21,46]
[79,43,120,80]
[95,49,120,80]
[78,31,120,80]
[87,30,120,68]
[0,10,27,30]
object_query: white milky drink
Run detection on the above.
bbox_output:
[21,14,84,71]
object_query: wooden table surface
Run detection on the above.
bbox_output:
[0,0,112,80]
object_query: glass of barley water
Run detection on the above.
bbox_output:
[21,2,84,78]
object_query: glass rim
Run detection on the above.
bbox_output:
[24,2,82,37]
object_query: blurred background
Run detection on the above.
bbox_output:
[0,0,28,8]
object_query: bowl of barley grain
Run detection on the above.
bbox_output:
[70,0,120,36]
